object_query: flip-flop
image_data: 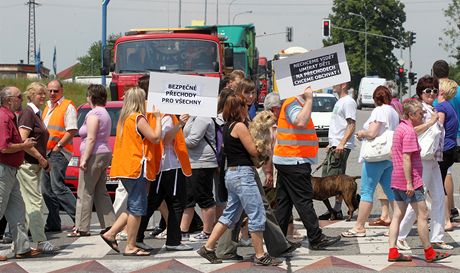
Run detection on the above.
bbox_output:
[341,229,366,238]
[426,251,451,263]
[100,234,120,253]
[369,218,391,226]
[67,231,91,237]
[388,254,412,262]
[123,248,151,256]
[432,242,454,250]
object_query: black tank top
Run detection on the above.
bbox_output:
[224,122,253,167]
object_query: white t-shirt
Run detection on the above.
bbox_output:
[328,95,357,149]
[358,104,399,162]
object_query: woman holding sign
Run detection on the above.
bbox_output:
[100,87,161,256]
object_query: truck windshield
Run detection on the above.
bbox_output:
[312,96,337,112]
[116,39,219,74]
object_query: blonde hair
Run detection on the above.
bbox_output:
[439,78,458,100]
[118,87,146,135]
[403,99,422,119]
[25,82,46,102]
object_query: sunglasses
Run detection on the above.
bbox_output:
[49,89,61,94]
[8,94,22,100]
[422,88,438,94]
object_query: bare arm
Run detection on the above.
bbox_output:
[403,152,414,197]
[414,111,438,135]
[137,116,161,144]
[19,127,48,169]
[437,112,446,126]
[357,121,382,140]
[231,122,259,157]
[79,115,98,171]
[52,129,77,152]
[336,118,356,153]
[292,87,314,128]
[1,138,36,154]
[163,114,189,144]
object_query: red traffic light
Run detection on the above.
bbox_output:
[399,68,404,73]
[324,21,329,26]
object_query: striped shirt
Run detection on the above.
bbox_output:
[391,119,423,190]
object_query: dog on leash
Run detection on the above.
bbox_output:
[249,110,277,167]
[311,175,361,221]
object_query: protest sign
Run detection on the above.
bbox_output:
[147,72,220,117]
[273,43,350,99]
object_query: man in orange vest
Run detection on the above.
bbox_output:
[273,86,341,250]
[41,80,78,232]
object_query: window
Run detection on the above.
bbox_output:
[312,96,337,112]
[77,107,121,136]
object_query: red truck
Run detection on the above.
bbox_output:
[103,28,233,100]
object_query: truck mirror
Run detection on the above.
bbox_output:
[224,48,234,67]
[101,47,111,75]
[213,62,219,72]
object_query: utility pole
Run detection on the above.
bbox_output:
[216,0,219,25]
[178,0,182,27]
[26,0,40,65]
[204,0,207,25]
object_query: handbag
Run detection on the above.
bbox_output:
[418,123,441,160]
[362,130,394,162]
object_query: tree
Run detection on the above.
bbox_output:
[72,33,120,76]
[324,0,408,89]
[440,0,460,61]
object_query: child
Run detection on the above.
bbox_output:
[387,99,451,262]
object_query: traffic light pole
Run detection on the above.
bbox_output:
[408,42,412,97]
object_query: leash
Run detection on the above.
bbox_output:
[311,147,334,175]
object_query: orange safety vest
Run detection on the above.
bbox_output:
[110,113,155,180]
[144,112,162,179]
[273,96,318,158]
[161,115,192,177]
[42,99,75,155]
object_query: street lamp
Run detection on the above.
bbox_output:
[228,0,238,24]
[348,12,367,76]
[233,10,252,24]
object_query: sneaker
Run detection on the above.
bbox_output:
[181,233,190,242]
[0,233,12,244]
[238,237,252,247]
[115,232,127,241]
[220,254,244,261]
[148,226,165,238]
[189,231,210,242]
[309,235,341,250]
[37,241,59,253]
[136,242,154,251]
[451,208,459,218]
[396,240,411,250]
[318,211,332,220]
[165,243,193,251]
[197,245,222,264]
[253,253,283,266]
[156,230,167,239]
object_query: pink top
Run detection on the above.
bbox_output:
[391,119,423,190]
[79,106,111,155]
[391,98,403,117]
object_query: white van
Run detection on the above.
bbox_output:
[357,77,386,109]
[311,93,337,146]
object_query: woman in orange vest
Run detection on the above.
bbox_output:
[100,87,161,256]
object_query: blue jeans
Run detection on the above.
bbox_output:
[393,187,426,203]
[121,177,149,216]
[41,151,76,230]
[219,166,265,233]
[360,160,394,203]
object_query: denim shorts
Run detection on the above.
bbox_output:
[121,177,149,216]
[218,166,265,232]
[392,187,425,204]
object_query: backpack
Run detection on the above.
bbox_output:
[203,118,225,167]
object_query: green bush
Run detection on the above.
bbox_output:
[0,78,111,107]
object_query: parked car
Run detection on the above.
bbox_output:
[357,77,386,109]
[64,101,123,199]
[311,93,337,147]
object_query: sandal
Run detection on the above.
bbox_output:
[388,254,412,262]
[123,248,151,256]
[426,251,451,263]
[341,229,366,238]
[369,218,391,227]
[432,242,454,250]
[67,230,91,237]
[100,234,120,253]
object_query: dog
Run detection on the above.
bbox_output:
[249,110,277,167]
[311,175,361,221]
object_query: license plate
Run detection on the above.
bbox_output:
[364,95,372,99]
[106,178,120,185]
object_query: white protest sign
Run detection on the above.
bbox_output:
[147,72,220,117]
[273,43,350,99]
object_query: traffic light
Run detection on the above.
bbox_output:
[322,19,331,37]
[409,32,416,46]
[409,72,417,85]
[286,27,293,42]
[397,67,406,80]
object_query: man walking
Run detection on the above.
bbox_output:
[41,80,78,232]
[274,86,341,249]
[0,86,41,259]
[318,82,357,220]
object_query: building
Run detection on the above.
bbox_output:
[0,62,50,79]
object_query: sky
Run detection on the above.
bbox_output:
[0,0,454,80]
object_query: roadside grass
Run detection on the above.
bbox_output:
[0,78,111,107]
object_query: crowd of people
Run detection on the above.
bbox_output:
[0,59,458,265]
